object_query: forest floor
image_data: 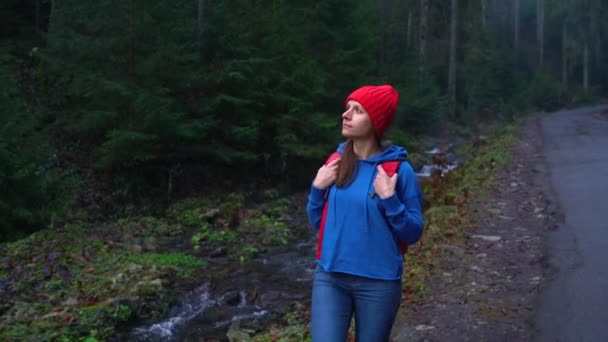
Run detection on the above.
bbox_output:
[390,114,558,341]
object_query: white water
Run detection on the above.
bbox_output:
[132,285,270,341]
[416,162,459,178]
[132,284,213,339]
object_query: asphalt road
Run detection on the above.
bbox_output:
[535,105,608,342]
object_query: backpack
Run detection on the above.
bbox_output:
[316,152,409,260]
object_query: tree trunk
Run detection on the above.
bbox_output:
[513,0,520,62]
[592,5,600,67]
[47,0,58,48]
[419,0,429,62]
[35,0,40,33]
[481,0,487,31]
[407,11,412,49]
[561,21,568,93]
[128,0,135,83]
[376,0,391,75]
[448,0,459,119]
[537,0,544,67]
[583,42,589,93]
[198,0,207,63]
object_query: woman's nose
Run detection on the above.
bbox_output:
[342,109,351,119]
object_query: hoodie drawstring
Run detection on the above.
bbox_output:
[364,162,379,233]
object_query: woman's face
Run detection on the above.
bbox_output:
[341,100,374,139]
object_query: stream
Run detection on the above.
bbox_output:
[127,238,316,341]
[415,144,461,179]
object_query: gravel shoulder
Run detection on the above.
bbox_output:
[391,115,558,342]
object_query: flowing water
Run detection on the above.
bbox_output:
[127,239,316,341]
[415,144,461,179]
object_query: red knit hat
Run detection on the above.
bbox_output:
[345,85,399,139]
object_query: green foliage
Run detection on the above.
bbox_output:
[242,214,291,246]
[32,0,388,194]
[394,66,447,134]
[252,311,311,342]
[263,188,281,201]
[114,216,183,237]
[195,223,238,245]
[0,218,208,341]
[2,0,608,210]
[566,86,601,106]
[460,42,520,122]
[0,49,79,240]
[514,72,563,112]
[126,253,203,278]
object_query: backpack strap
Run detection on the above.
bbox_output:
[380,160,409,255]
[316,152,341,260]
[380,161,400,177]
[325,152,341,165]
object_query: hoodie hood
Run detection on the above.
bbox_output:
[336,141,408,162]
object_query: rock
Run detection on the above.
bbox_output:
[136,278,164,293]
[439,244,465,257]
[110,273,125,289]
[532,165,545,173]
[148,279,163,287]
[415,324,436,331]
[200,208,221,220]
[144,243,157,252]
[1,257,9,269]
[471,234,502,242]
[128,263,143,273]
[220,291,243,306]
[42,311,61,320]
[258,291,286,307]
[62,297,79,306]
[0,301,10,316]
[488,208,502,215]
[131,245,143,254]
[211,247,228,258]
[227,321,251,341]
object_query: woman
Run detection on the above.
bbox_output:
[306,84,424,341]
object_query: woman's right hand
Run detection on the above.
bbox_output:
[312,158,341,190]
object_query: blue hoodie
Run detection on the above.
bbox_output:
[306,143,424,280]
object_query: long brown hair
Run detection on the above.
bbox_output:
[336,137,385,187]
[336,139,357,187]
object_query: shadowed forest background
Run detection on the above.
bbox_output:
[2,0,608,340]
[2,0,607,240]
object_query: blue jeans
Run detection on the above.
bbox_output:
[311,267,402,342]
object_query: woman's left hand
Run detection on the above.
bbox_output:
[373,165,398,199]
